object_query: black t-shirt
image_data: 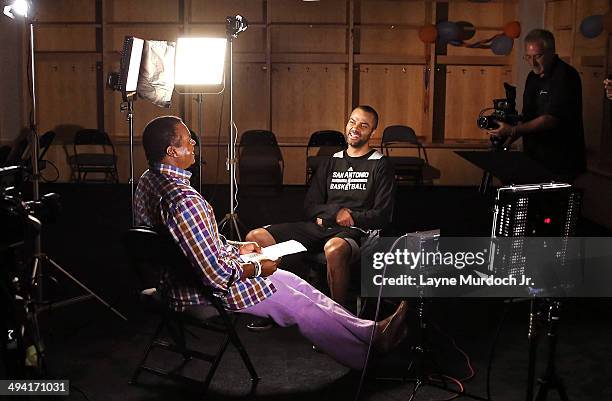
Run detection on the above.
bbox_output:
[303,149,395,230]
[522,55,586,178]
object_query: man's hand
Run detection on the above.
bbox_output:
[486,121,513,138]
[238,241,262,255]
[335,208,354,227]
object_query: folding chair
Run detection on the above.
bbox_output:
[238,130,284,189]
[305,130,346,184]
[124,226,259,392]
[381,125,440,185]
[71,129,119,183]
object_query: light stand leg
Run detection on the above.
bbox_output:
[219,38,243,240]
[526,298,539,401]
[534,300,570,401]
[377,297,489,401]
[37,255,128,321]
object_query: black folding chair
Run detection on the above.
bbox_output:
[238,130,284,189]
[381,125,440,185]
[70,129,119,183]
[124,226,259,393]
[305,130,346,184]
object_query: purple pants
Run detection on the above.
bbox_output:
[237,269,376,370]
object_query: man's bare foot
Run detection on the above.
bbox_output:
[374,300,409,353]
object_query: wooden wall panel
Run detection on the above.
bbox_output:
[190,0,265,23]
[359,0,426,25]
[269,0,346,23]
[545,0,573,29]
[107,0,179,22]
[278,147,306,184]
[358,28,423,55]
[36,0,96,22]
[105,91,182,139]
[425,148,485,186]
[579,67,606,166]
[444,65,511,140]
[184,64,267,142]
[358,65,426,135]
[448,1,514,28]
[107,27,180,53]
[185,93,227,143]
[271,64,346,142]
[233,64,269,132]
[35,27,97,52]
[555,29,574,58]
[271,27,347,53]
[36,59,98,135]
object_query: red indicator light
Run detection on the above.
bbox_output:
[544,217,551,224]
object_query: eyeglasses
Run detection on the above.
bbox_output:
[523,54,545,62]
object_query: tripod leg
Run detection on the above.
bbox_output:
[231,215,243,241]
[407,379,423,401]
[526,299,538,401]
[44,256,128,321]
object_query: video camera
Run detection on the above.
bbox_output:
[1,166,61,252]
[477,82,521,130]
[1,165,62,377]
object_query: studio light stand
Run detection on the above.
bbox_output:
[218,15,248,240]
[378,232,488,401]
[3,0,128,372]
[489,183,580,401]
[174,36,228,202]
[108,36,144,226]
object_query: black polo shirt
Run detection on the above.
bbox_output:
[522,55,586,179]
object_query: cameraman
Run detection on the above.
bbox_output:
[487,29,586,181]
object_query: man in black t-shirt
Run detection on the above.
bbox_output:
[246,106,395,314]
[487,29,586,181]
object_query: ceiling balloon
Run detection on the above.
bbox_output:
[503,21,521,39]
[437,21,461,43]
[580,14,604,39]
[490,34,513,55]
[418,24,438,44]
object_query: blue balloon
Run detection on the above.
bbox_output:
[580,14,604,39]
[490,35,513,55]
[437,21,461,43]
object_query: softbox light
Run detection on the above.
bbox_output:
[118,37,144,100]
[174,37,227,94]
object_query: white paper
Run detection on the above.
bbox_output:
[240,240,307,262]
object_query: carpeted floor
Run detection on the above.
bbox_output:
[8,183,612,401]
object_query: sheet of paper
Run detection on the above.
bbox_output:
[240,240,307,262]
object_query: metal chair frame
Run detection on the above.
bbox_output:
[380,125,439,185]
[71,129,119,183]
[125,227,259,393]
